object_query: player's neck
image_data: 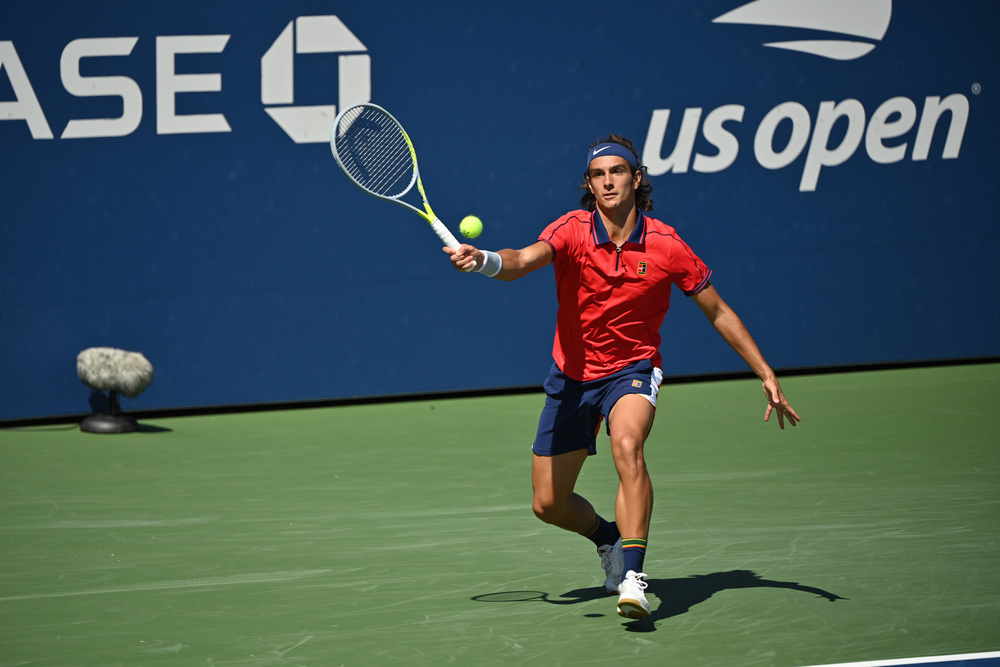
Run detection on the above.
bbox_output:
[596,203,638,246]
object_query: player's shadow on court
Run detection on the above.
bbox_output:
[471,570,844,632]
[622,570,845,632]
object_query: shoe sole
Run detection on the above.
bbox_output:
[617,599,650,619]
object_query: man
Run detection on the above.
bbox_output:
[445,135,800,620]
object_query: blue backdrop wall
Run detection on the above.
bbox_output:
[2,1,998,420]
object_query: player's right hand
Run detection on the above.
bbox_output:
[444,244,481,273]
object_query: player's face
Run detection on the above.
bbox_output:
[586,156,641,213]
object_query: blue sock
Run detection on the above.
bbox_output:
[622,538,647,577]
[582,516,619,547]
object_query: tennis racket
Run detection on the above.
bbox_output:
[330,103,463,251]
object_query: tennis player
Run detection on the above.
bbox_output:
[445,135,800,620]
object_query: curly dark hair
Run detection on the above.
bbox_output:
[579,134,654,212]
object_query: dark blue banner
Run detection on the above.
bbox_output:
[2,1,997,420]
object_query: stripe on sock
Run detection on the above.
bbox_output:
[582,516,602,538]
[621,538,647,551]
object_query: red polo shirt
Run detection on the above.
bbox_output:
[539,209,712,382]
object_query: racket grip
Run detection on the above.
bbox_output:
[430,218,462,250]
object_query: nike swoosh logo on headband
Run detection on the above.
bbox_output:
[593,146,611,154]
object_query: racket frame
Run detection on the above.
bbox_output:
[331,103,462,250]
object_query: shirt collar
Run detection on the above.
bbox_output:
[591,209,647,246]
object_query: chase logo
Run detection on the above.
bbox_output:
[713,0,892,61]
[0,14,370,144]
[261,15,371,144]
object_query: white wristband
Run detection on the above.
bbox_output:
[476,250,503,278]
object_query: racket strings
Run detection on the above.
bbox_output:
[335,108,416,199]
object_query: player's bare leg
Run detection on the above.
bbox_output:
[608,394,655,540]
[531,449,592,533]
[608,394,656,618]
[532,449,624,592]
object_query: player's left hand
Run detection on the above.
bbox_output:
[762,379,800,429]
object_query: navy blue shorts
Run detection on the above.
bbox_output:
[531,359,664,457]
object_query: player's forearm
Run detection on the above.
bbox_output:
[490,246,551,281]
[711,309,776,382]
[490,249,525,281]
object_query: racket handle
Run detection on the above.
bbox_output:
[430,218,462,250]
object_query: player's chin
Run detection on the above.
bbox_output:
[601,195,628,210]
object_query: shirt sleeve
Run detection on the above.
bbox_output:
[670,234,713,296]
[539,211,586,260]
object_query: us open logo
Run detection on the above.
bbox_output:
[640,0,969,192]
[713,0,892,61]
[261,15,371,144]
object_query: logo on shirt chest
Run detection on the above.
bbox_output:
[637,261,648,276]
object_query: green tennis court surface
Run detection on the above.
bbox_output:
[2,363,998,666]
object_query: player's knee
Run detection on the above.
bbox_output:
[613,436,647,478]
[532,495,563,525]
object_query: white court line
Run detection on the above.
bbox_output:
[806,651,1000,667]
[0,569,331,602]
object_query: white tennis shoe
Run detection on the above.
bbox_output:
[597,538,624,594]
[617,570,650,619]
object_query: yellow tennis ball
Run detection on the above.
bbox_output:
[460,215,483,239]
